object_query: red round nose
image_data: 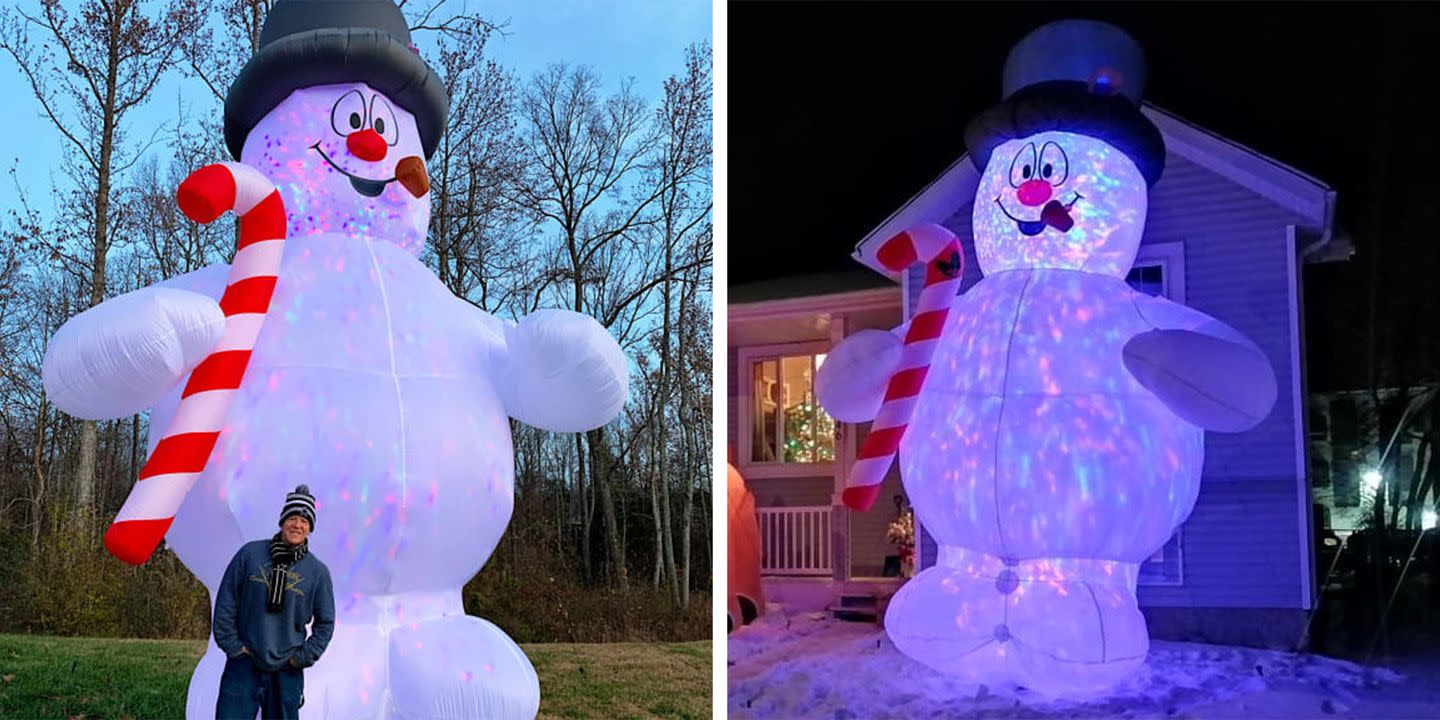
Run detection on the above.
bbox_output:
[346,129,387,162]
[1016,179,1052,207]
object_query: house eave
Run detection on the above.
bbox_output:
[729,286,900,322]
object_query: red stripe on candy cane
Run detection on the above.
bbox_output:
[844,224,964,511]
[219,276,279,315]
[905,310,949,343]
[104,162,286,565]
[884,367,929,401]
[238,192,286,249]
[182,351,252,396]
[858,426,906,459]
[138,432,221,479]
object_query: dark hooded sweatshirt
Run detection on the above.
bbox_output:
[213,539,335,672]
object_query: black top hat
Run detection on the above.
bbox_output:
[964,19,1166,187]
[223,0,449,160]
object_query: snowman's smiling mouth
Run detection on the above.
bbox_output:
[995,194,1083,236]
[311,144,396,198]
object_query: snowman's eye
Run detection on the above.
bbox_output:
[330,90,368,137]
[1009,142,1038,188]
[370,95,400,147]
[1039,142,1069,186]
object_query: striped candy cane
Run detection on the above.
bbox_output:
[104,163,287,565]
[843,224,964,511]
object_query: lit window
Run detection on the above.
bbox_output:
[750,354,836,464]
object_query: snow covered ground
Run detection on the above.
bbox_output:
[729,604,1440,719]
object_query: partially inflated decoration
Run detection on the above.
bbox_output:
[40,1,629,718]
[727,462,765,632]
[815,19,1277,696]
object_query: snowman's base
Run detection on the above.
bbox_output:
[884,546,1148,697]
[187,591,539,719]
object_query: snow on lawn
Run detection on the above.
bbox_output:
[729,604,1431,719]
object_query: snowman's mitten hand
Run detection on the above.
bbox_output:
[1123,329,1277,432]
[499,309,628,433]
[815,329,904,423]
[43,287,225,420]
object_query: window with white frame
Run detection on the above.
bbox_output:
[1126,241,1186,302]
[746,351,836,466]
[1130,241,1186,586]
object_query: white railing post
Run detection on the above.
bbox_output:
[757,506,833,576]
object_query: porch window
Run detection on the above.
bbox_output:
[749,353,836,465]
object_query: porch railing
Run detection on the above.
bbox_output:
[757,505,832,576]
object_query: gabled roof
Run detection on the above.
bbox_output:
[852,104,1346,280]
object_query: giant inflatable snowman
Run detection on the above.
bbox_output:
[41,1,626,717]
[817,20,1277,695]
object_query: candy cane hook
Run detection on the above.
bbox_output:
[104,163,286,565]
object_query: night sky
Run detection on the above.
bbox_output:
[728,2,1440,391]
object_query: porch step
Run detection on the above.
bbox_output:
[829,592,881,623]
[836,593,877,609]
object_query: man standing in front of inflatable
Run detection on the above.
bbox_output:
[213,485,335,719]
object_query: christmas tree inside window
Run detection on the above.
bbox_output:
[751,354,836,464]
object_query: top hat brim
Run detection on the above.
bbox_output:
[224,28,448,160]
[964,81,1166,187]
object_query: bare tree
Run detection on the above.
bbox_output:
[183,0,272,104]
[652,43,712,608]
[1,0,198,520]
[511,57,714,594]
[420,18,529,312]
[123,106,232,278]
[511,64,659,590]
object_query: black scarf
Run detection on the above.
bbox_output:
[267,532,308,613]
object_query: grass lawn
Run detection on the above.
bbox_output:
[0,634,711,719]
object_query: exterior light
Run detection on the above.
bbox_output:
[1362,470,1383,496]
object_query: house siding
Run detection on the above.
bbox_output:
[914,152,1312,611]
[747,476,833,508]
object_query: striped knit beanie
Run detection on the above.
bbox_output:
[279,484,317,530]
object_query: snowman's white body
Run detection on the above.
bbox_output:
[885,269,1204,693]
[39,83,624,719]
[161,234,539,718]
[827,130,1276,695]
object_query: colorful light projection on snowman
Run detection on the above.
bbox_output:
[817,20,1277,695]
[40,1,626,718]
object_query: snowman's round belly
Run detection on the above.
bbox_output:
[900,272,1204,561]
[163,235,514,593]
[206,366,515,593]
[902,389,1202,561]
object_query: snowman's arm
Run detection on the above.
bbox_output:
[815,321,909,423]
[1124,292,1278,432]
[490,308,629,433]
[43,264,229,420]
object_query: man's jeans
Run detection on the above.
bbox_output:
[215,654,304,720]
